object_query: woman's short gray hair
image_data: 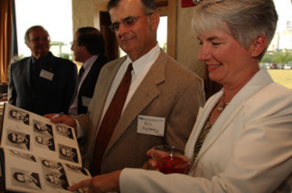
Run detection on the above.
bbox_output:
[192,0,278,59]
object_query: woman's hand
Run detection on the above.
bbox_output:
[68,170,122,193]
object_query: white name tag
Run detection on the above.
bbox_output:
[40,69,54,81]
[137,115,165,137]
[82,96,91,107]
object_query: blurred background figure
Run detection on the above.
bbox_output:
[8,25,77,115]
[68,27,109,116]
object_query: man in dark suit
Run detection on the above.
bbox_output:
[68,27,109,116]
[8,25,77,116]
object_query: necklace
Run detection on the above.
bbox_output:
[217,97,229,112]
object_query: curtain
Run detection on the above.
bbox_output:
[0,0,13,84]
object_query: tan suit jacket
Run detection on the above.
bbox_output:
[77,50,205,174]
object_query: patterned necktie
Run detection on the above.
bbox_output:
[90,63,133,176]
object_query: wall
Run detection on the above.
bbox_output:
[71,0,205,78]
[176,1,205,78]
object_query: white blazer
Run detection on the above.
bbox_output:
[120,68,292,193]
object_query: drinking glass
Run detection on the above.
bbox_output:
[151,145,191,174]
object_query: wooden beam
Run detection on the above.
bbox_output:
[167,0,177,59]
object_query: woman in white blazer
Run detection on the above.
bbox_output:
[68,0,292,192]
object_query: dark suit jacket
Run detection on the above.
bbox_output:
[8,52,78,115]
[77,54,109,115]
[77,50,205,174]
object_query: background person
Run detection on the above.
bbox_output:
[8,25,78,116]
[69,0,292,192]
[69,27,110,116]
[46,0,205,176]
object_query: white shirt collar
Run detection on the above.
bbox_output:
[124,43,160,78]
[82,55,99,71]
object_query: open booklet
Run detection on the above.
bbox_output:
[0,103,91,193]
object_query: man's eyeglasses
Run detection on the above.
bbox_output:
[109,13,153,32]
[30,36,50,42]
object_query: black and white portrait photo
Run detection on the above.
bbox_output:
[9,109,30,125]
[59,145,78,163]
[33,122,53,137]
[12,170,42,190]
[56,125,74,139]
[10,150,36,162]
[7,131,30,150]
[35,136,55,151]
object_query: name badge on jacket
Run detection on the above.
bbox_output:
[40,70,54,81]
[137,115,165,137]
[82,96,91,107]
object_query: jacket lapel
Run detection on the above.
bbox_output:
[185,92,223,159]
[193,97,244,165]
[106,51,167,153]
[24,58,36,91]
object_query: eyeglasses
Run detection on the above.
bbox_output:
[30,36,50,42]
[109,13,153,32]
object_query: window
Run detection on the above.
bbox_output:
[14,0,73,60]
[262,0,292,90]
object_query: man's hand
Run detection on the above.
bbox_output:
[44,114,77,133]
[68,170,122,193]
